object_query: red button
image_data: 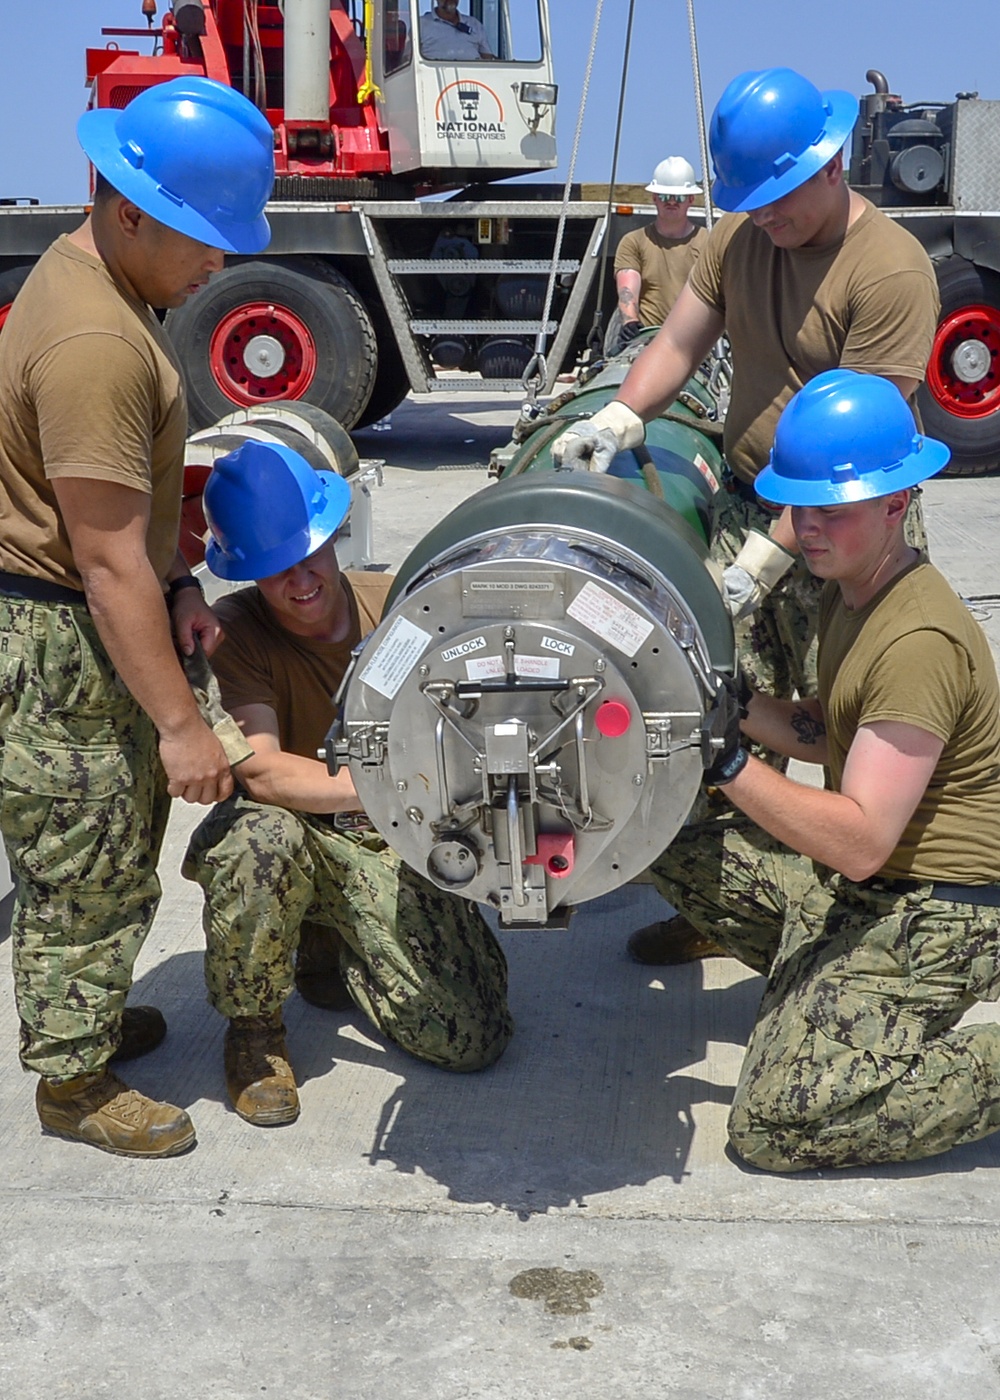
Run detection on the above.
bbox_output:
[595,700,631,737]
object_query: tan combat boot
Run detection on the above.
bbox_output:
[36,1069,196,1157]
[626,914,726,966]
[224,1012,300,1126]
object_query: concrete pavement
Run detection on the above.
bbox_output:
[2,392,1000,1399]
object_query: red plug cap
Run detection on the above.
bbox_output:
[594,699,631,738]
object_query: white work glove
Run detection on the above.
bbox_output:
[182,640,255,767]
[722,529,795,621]
[550,400,645,474]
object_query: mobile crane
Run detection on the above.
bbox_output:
[2,17,1000,475]
[0,0,612,430]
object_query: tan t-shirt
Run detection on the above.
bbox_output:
[613,223,709,326]
[212,572,392,761]
[0,236,187,588]
[689,200,939,483]
[818,559,1000,883]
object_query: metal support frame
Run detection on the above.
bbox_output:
[537,213,607,393]
[357,209,433,394]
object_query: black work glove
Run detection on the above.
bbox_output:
[700,675,749,787]
[619,319,644,345]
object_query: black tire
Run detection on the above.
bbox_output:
[165,257,378,432]
[495,273,546,319]
[352,307,410,429]
[918,256,1000,477]
[0,263,34,331]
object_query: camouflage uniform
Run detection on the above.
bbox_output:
[650,811,1000,1172]
[0,596,170,1082]
[182,792,513,1072]
[712,479,928,699]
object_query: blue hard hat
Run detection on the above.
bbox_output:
[710,67,858,213]
[204,440,352,580]
[77,77,274,253]
[755,370,951,507]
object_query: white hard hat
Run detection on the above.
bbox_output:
[645,156,702,196]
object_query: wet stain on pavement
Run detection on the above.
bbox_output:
[551,1336,593,1351]
[508,1267,604,1316]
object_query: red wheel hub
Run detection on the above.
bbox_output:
[926,302,1000,419]
[208,300,318,405]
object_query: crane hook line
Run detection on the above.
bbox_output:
[586,0,639,361]
[686,0,714,231]
[524,0,606,399]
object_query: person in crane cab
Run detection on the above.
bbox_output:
[419,0,495,60]
[0,77,274,1159]
[181,441,513,1128]
[554,65,940,967]
[649,370,1000,1172]
[609,156,708,355]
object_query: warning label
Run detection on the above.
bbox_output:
[359,616,432,700]
[566,581,653,658]
[465,653,561,681]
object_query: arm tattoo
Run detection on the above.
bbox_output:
[790,707,826,746]
[618,287,637,310]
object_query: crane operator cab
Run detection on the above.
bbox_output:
[374,0,558,179]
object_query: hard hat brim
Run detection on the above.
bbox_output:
[645,182,702,196]
[711,88,858,214]
[206,469,352,580]
[754,437,951,507]
[77,107,271,255]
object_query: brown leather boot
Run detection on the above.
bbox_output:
[36,1069,196,1157]
[294,922,353,1011]
[626,914,726,966]
[224,1013,300,1126]
[110,1005,168,1063]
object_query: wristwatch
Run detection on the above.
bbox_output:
[166,575,204,604]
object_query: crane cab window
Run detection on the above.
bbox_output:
[384,3,413,74]
[418,0,542,63]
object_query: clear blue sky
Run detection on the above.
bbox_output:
[3,0,1000,205]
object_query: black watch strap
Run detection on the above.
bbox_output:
[167,575,204,603]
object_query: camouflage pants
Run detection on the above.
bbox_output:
[0,596,169,1081]
[650,811,1000,1171]
[711,480,927,699]
[182,793,513,1071]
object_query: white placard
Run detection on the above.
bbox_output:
[441,635,487,663]
[566,580,653,658]
[465,653,561,681]
[359,615,432,699]
[512,653,560,679]
[466,655,505,681]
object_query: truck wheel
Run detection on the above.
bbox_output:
[919,256,1000,476]
[165,258,377,431]
[0,263,33,332]
[352,305,410,429]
